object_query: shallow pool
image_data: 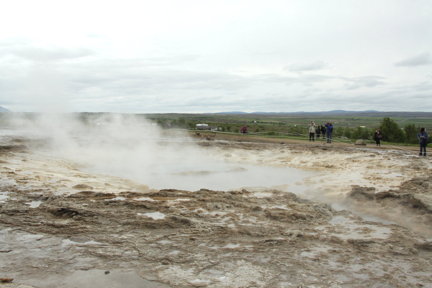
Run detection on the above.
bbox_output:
[145,161,316,193]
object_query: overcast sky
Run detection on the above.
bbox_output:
[0,0,431,113]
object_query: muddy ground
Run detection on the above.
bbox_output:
[1,134,431,288]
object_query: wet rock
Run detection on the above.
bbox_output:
[169,216,193,226]
[49,208,80,218]
[72,184,93,190]
[375,192,430,212]
[188,279,210,287]
[265,209,311,222]
[68,191,115,200]
[348,186,376,200]
[0,144,26,152]
[161,259,170,265]
[415,241,432,251]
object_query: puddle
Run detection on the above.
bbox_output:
[145,162,316,193]
[26,200,43,208]
[62,239,103,246]
[323,215,393,240]
[300,245,332,258]
[138,212,166,220]
[134,197,157,202]
[252,191,274,198]
[105,197,126,201]
[26,269,169,288]
[0,178,17,188]
[2,127,316,196]
[223,243,241,249]
[0,192,9,203]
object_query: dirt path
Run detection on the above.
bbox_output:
[191,130,421,151]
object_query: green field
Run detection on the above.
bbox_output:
[146,111,432,127]
[145,111,432,145]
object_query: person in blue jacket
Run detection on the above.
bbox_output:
[325,122,333,143]
[417,127,429,156]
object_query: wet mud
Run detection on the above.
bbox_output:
[1,136,432,287]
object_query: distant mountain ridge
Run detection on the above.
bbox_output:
[214,110,432,117]
[0,106,9,112]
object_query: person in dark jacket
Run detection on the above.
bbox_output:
[321,125,326,139]
[417,127,429,156]
[316,125,322,139]
[373,129,382,146]
[325,122,333,143]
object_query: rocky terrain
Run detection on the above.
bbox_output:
[1,134,431,288]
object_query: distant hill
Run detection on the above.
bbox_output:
[212,110,432,118]
[215,111,249,115]
[0,106,9,112]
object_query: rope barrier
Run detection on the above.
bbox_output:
[250,130,354,143]
[192,129,355,144]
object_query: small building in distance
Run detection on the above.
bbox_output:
[196,123,211,130]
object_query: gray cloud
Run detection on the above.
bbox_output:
[0,41,94,62]
[395,52,432,67]
[285,61,327,72]
[1,1,431,113]
[342,76,386,90]
[255,73,385,90]
[13,47,94,62]
[0,47,427,113]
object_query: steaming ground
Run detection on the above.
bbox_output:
[1,115,432,288]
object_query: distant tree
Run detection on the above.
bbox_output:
[156,120,165,127]
[404,124,418,144]
[380,117,405,142]
[342,127,353,139]
[287,125,305,136]
[352,127,371,140]
[177,118,186,128]
[333,127,343,137]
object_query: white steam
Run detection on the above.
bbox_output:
[3,113,314,192]
[8,113,200,187]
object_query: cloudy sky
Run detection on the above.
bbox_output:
[0,0,431,113]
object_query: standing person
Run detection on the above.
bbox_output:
[417,127,429,156]
[325,122,333,143]
[316,125,321,139]
[321,125,326,139]
[374,129,383,146]
[308,121,316,141]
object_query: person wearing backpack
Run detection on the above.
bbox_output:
[325,122,333,143]
[373,129,383,146]
[417,127,429,156]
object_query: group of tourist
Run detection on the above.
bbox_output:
[373,127,428,156]
[308,121,334,143]
[308,121,428,156]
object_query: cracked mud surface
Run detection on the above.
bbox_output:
[1,134,431,288]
